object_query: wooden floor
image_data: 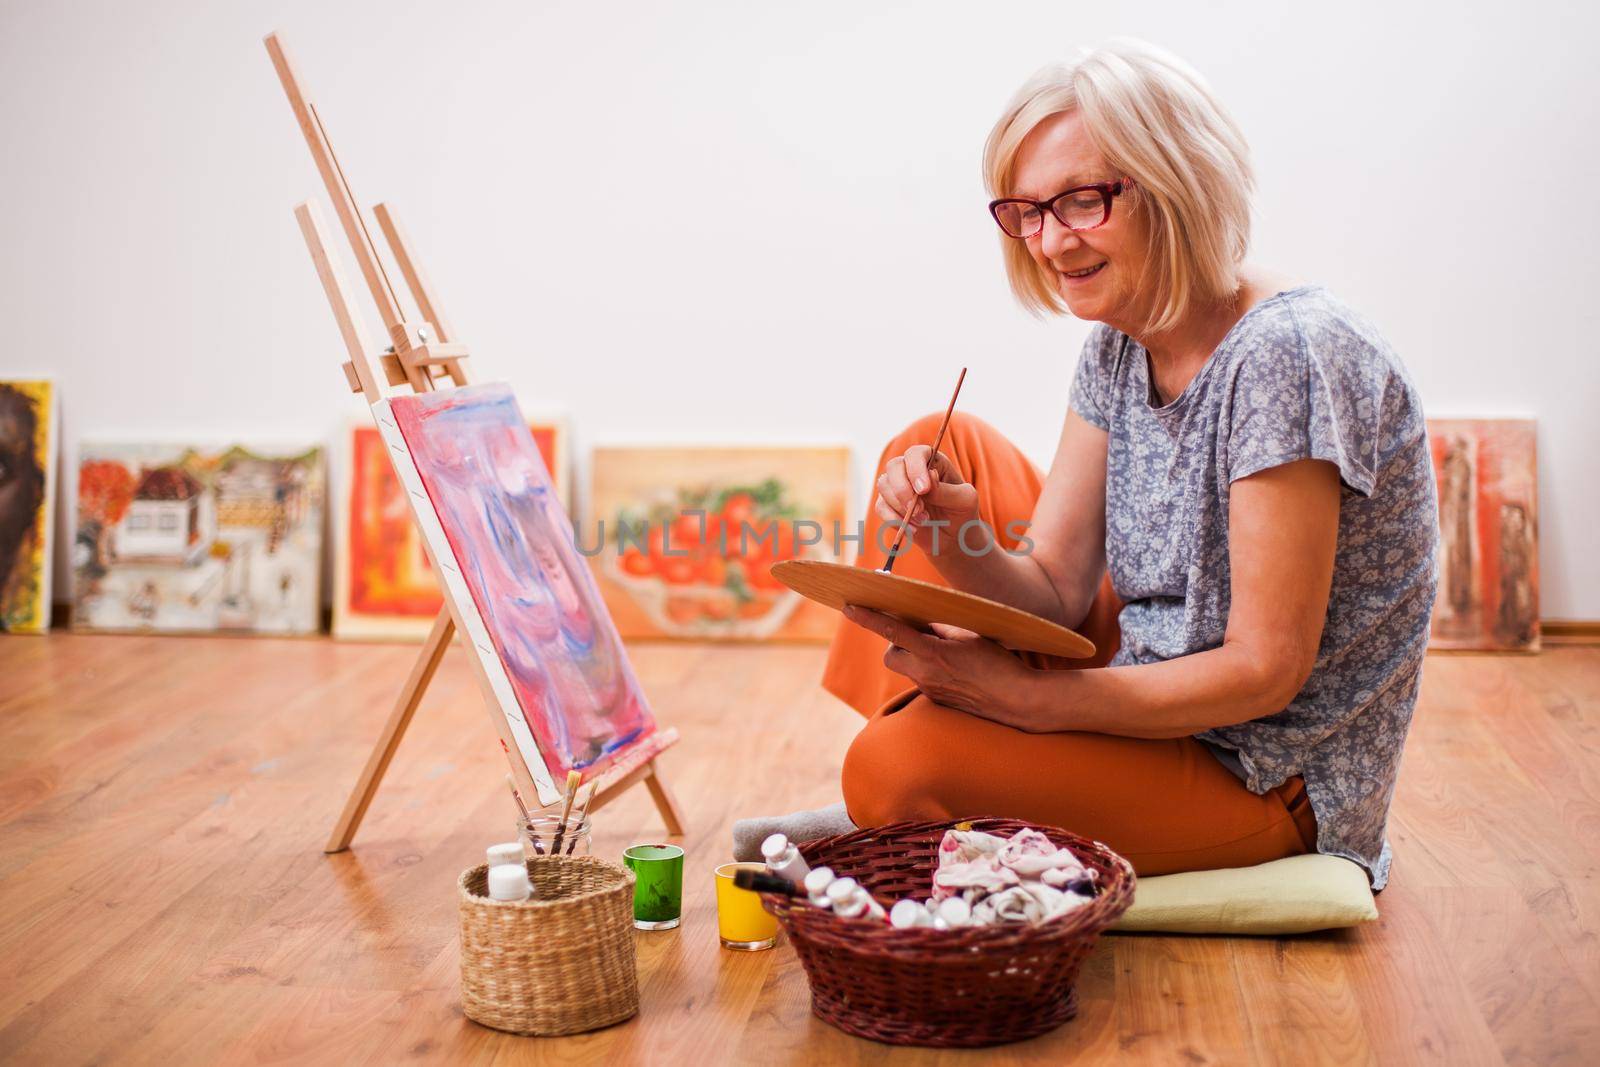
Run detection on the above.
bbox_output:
[0,636,1596,1065]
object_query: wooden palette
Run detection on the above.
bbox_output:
[770,559,1096,659]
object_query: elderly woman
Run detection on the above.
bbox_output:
[771,39,1439,891]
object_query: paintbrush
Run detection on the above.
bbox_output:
[549,769,582,855]
[565,779,600,855]
[882,367,968,573]
[733,869,801,896]
[505,773,542,854]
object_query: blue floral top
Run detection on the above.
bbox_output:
[1069,285,1439,888]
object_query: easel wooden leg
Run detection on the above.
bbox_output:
[643,759,686,836]
[324,608,455,853]
[583,747,686,838]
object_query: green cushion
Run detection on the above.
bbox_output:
[1109,853,1378,935]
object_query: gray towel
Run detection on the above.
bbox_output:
[730,802,856,862]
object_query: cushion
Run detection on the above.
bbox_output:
[1108,853,1378,935]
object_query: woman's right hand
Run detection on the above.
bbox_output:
[874,445,981,559]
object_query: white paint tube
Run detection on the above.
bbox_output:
[803,866,837,909]
[760,833,813,886]
[487,863,533,902]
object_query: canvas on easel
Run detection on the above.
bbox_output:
[380,383,656,797]
[265,32,682,842]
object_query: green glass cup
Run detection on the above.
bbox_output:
[623,843,685,930]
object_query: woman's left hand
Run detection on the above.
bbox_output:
[842,605,1041,730]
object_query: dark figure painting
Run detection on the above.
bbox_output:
[1496,502,1538,648]
[0,382,53,633]
[1437,435,1478,628]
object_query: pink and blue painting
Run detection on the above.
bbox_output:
[383,383,656,797]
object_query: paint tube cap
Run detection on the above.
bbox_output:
[487,863,532,902]
[803,867,835,895]
[486,842,523,868]
[825,877,859,904]
[889,899,928,929]
[760,833,790,863]
[833,897,868,919]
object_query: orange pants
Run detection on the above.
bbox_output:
[825,412,1317,876]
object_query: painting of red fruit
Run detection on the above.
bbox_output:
[589,447,850,640]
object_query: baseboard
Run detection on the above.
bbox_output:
[1542,620,1600,645]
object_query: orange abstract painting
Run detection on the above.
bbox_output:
[333,417,569,640]
[1428,418,1538,651]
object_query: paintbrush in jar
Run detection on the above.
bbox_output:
[566,780,600,855]
[505,773,542,854]
[549,769,582,855]
[882,367,967,574]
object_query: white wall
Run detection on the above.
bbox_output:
[3,0,1597,617]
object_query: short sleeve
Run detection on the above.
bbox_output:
[1068,325,1117,431]
[1224,303,1384,497]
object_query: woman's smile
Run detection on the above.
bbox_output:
[1059,261,1107,283]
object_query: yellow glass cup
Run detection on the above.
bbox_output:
[714,862,780,951]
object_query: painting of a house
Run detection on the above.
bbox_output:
[116,467,208,563]
[73,443,325,634]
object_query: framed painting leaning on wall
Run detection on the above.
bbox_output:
[333,417,569,640]
[1427,418,1538,651]
[589,445,851,642]
[0,380,57,633]
[72,442,325,634]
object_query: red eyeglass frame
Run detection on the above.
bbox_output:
[988,178,1135,239]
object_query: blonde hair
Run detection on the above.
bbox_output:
[982,39,1254,333]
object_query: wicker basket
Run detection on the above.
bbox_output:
[457,855,639,1036]
[760,817,1135,1048]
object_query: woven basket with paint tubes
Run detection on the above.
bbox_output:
[753,817,1135,1048]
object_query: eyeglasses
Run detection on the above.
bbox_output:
[988,179,1133,239]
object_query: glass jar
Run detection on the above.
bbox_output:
[519,813,592,858]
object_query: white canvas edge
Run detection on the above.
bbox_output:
[369,398,561,806]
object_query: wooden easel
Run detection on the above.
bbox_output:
[264,32,685,854]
